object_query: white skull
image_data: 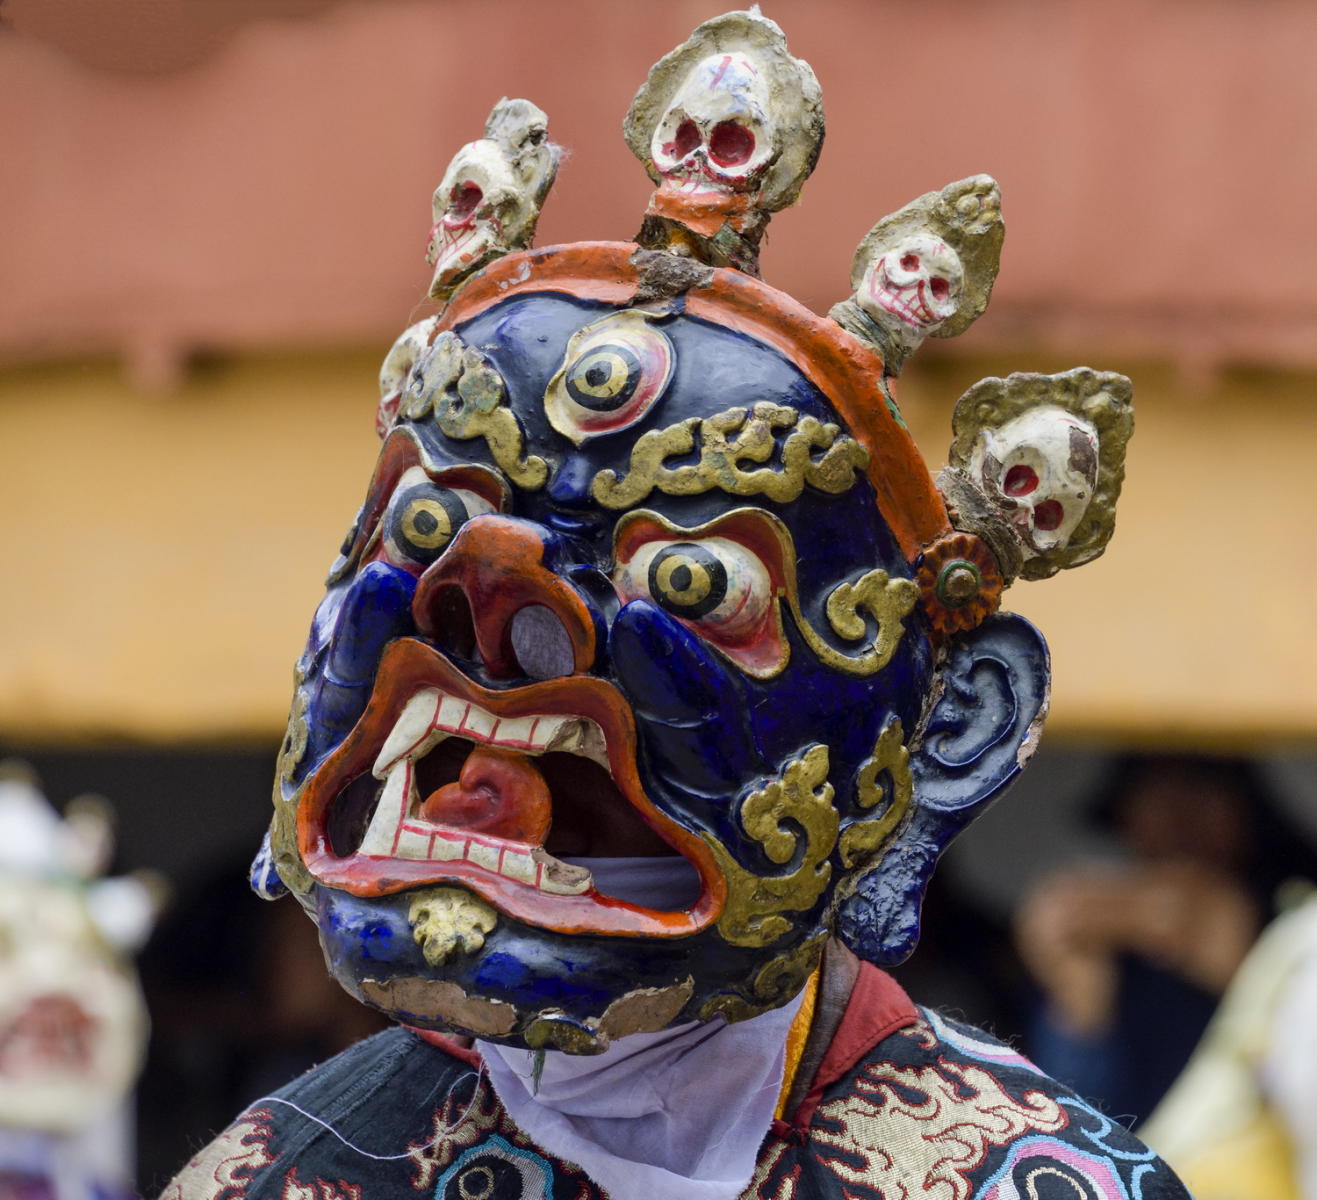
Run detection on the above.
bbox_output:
[859,234,964,335]
[970,405,1101,557]
[649,52,776,198]
[425,144,521,294]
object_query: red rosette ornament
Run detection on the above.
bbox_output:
[915,532,1003,636]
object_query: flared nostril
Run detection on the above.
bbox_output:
[429,585,477,661]
[412,515,598,678]
[510,605,576,680]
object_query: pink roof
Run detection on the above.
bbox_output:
[4,0,1315,375]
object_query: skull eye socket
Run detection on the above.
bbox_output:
[672,118,702,159]
[929,276,951,302]
[545,311,674,444]
[1003,464,1040,497]
[900,253,921,272]
[708,120,755,167]
[445,182,484,225]
[1033,499,1065,531]
[378,468,496,569]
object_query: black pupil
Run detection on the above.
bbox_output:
[388,483,468,565]
[648,543,728,620]
[565,343,641,412]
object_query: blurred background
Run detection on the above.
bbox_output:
[2,0,1315,1191]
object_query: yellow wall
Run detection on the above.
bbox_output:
[1,353,379,741]
[2,350,1313,744]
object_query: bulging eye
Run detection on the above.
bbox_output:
[649,543,729,619]
[929,276,950,302]
[545,310,673,445]
[616,536,773,644]
[565,345,642,413]
[381,467,494,569]
[900,253,921,272]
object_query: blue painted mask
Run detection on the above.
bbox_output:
[250,10,1130,1052]
[251,246,1051,1051]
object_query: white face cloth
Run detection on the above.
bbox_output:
[476,856,805,1200]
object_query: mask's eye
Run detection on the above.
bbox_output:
[616,536,776,653]
[648,543,729,620]
[566,345,642,412]
[380,467,495,569]
[545,310,673,445]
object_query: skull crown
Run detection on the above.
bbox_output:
[414,8,1132,610]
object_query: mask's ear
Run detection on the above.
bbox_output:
[837,612,1049,964]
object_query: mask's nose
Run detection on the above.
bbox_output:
[412,515,599,680]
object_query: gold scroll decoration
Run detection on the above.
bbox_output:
[704,745,840,948]
[788,569,918,678]
[839,717,913,869]
[698,930,828,1024]
[402,331,548,490]
[591,402,869,510]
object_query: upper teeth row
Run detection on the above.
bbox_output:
[373,689,609,779]
[357,759,592,894]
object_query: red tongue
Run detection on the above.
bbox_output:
[419,745,551,843]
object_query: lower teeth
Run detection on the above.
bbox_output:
[349,755,591,895]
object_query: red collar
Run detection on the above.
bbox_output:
[779,964,918,1131]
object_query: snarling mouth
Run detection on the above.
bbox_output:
[299,639,724,936]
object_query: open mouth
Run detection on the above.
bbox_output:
[299,638,724,937]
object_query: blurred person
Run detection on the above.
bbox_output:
[1138,888,1317,1198]
[0,769,160,1200]
[1015,753,1317,1125]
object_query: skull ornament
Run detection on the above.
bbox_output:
[376,316,439,437]
[970,407,1100,558]
[833,175,1005,377]
[425,99,559,302]
[945,368,1134,582]
[624,11,824,271]
[860,234,965,335]
[649,52,776,199]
